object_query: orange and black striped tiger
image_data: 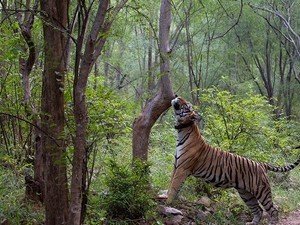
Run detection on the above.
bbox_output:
[166,96,300,225]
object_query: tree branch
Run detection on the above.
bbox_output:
[0,112,60,146]
[211,0,244,40]
[249,3,300,52]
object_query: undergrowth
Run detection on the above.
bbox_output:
[0,164,44,224]
[1,147,300,225]
[86,159,156,224]
[0,89,300,224]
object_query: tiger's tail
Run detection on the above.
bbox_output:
[266,145,300,172]
[266,158,300,172]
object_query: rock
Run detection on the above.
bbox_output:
[197,196,212,207]
[165,207,183,215]
[164,215,184,225]
[159,190,168,195]
[196,210,211,221]
[158,205,184,225]
[178,195,187,202]
[0,219,10,225]
[157,190,168,199]
[158,205,183,216]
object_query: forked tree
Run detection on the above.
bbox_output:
[132,0,174,160]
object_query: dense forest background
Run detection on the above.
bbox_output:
[0,0,300,224]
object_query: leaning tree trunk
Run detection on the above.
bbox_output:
[40,0,69,224]
[132,0,174,160]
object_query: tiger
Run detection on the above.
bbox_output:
[166,96,300,225]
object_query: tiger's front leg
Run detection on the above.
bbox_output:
[167,167,190,204]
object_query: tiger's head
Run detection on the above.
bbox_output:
[171,96,199,129]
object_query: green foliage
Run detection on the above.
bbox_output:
[86,77,133,140]
[200,87,299,163]
[205,189,248,225]
[0,1,300,224]
[273,169,300,212]
[0,167,44,224]
[99,159,155,221]
[149,118,176,190]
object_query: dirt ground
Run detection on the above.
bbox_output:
[279,210,300,225]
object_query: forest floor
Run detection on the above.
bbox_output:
[278,209,300,225]
[158,200,300,225]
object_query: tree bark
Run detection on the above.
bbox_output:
[40,0,69,224]
[16,0,43,203]
[69,1,110,223]
[68,1,128,224]
[132,0,174,160]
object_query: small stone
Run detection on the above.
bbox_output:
[197,196,212,207]
[196,210,211,221]
[159,190,168,195]
[164,215,184,225]
[157,190,168,199]
[165,207,183,215]
[178,195,187,202]
[1,219,10,225]
[158,205,183,216]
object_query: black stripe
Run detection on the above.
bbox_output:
[176,156,196,170]
[267,158,300,173]
[246,159,253,190]
[176,132,191,147]
[234,156,240,188]
[240,158,246,189]
[204,150,218,179]
[260,191,271,206]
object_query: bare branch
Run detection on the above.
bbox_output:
[0,112,61,146]
[249,2,300,83]
[249,3,300,50]
[211,0,244,40]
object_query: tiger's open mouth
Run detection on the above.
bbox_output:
[172,99,181,110]
[172,96,198,129]
[171,97,192,118]
[171,97,182,116]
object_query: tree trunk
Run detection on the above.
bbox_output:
[132,0,174,160]
[16,0,43,203]
[40,0,69,224]
[68,1,128,224]
[147,28,155,95]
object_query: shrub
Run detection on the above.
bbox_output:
[200,88,299,163]
[101,159,155,221]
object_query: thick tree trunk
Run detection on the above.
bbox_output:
[132,0,174,160]
[40,0,69,224]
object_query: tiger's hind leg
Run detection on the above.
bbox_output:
[256,189,278,225]
[237,189,263,225]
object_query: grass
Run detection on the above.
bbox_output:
[273,170,300,213]
[0,123,299,225]
[0,166,44,225]
[1,162,300,225]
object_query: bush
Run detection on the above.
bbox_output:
[101,159,155,221]
[200,87,299,163]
